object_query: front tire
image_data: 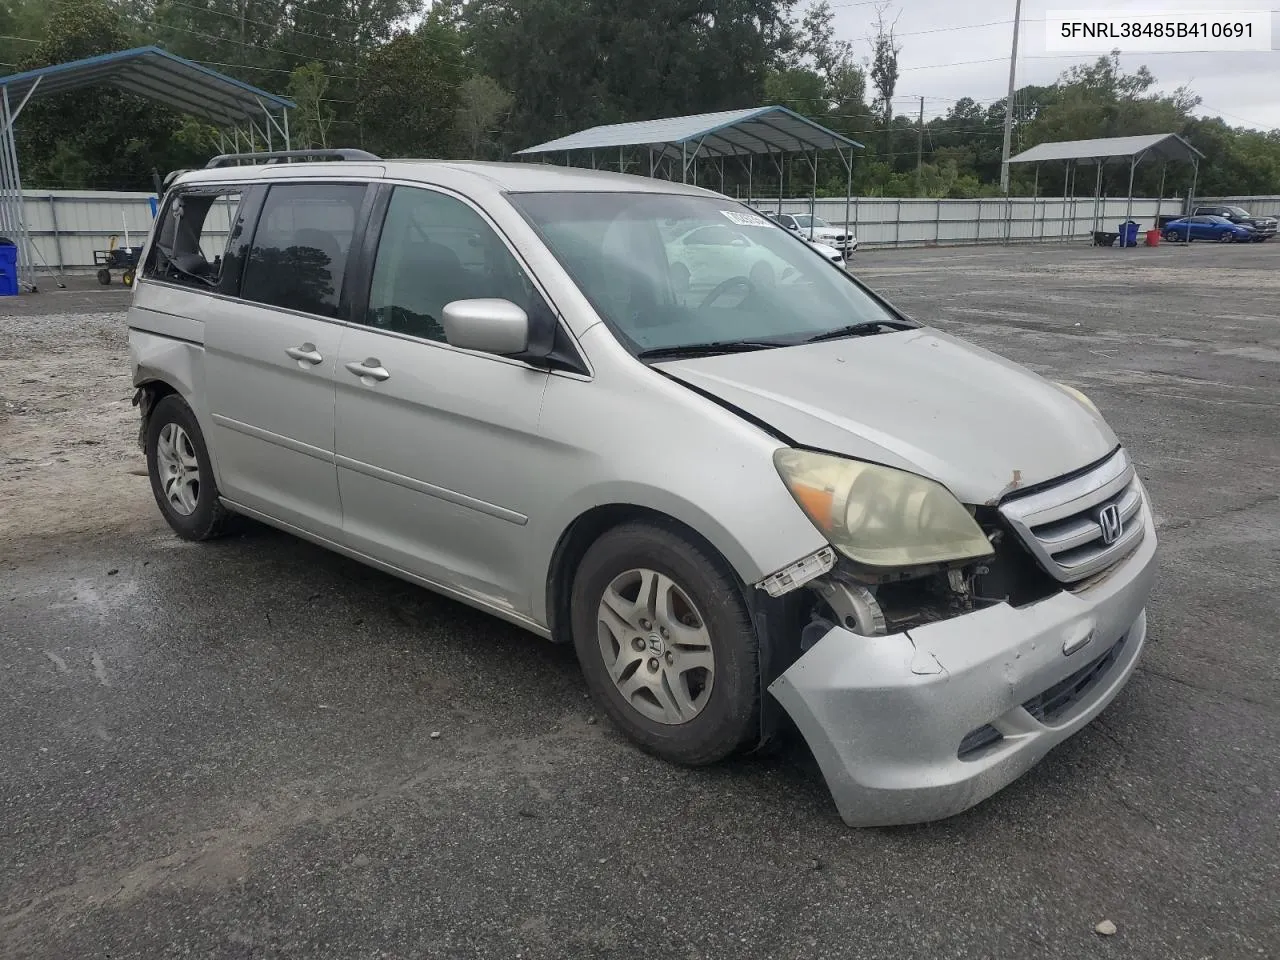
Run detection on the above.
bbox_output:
[570,523,759,766]
[144,394,232,541]
[1218,230,1234,243]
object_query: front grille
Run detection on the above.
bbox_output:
[1022,634,1127,724]
[999,450,1146,583]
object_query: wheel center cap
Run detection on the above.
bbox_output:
[646,633,665,656]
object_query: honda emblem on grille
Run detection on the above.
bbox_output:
[1097,503,1122,545]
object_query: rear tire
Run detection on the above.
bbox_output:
[96,268,111,285]
[569,522,759,766]
[144,394,232,541]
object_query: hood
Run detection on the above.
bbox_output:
[656,328,1117,504]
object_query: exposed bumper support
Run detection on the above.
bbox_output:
[769,511,1158,827]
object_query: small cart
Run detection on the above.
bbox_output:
[94,236,140,286]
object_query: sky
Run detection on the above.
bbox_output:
[830,0,1280,131]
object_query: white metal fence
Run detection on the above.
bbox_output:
[12,190,233,273]
[750,196,1192,246]
[1198,195,1280,216]
[10,189,1276,271]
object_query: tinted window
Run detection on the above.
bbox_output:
[364,186,548,343]
[143,188,242,289]
[240,183,366,318]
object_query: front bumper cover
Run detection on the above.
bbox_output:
[769,511,1157,827]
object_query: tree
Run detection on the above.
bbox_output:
[287,61,335,149]
[456,75,513,159]
[464,0,801,156]
[868,3,900,158]
[357,21,465,157]
[16,0,209,189]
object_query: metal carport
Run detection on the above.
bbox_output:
[515,106,864,237]
[1009,133,1204,245]
[0,46,294,291]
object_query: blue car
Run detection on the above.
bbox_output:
[1163,215,1256,243]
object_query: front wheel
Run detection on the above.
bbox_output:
[570,523,759,766]
[1218,230,1234,243]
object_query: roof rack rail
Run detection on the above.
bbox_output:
[204,148,381,169]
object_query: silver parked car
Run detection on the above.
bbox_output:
[129,150,1157,826]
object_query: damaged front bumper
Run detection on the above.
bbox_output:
[769,511,1157,827]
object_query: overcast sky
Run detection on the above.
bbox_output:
[830,0,1280,131]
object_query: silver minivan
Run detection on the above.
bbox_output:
[129,151,1157,826]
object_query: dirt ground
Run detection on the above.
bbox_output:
[0,285,149,543]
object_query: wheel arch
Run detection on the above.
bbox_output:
[544,503,752,645]
[543,499,812,750]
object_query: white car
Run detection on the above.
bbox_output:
[769,212,857,257]
[666,223,844,297]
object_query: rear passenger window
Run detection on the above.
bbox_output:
[143,188,242,289]
[240,183,366,318]
[364,186,548,342]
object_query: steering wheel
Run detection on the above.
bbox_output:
[700,275,753,308]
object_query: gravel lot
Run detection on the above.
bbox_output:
[2,243,1278,959]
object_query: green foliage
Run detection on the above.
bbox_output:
[456,74,513,159]
[356,21,465,158]
[1,1,1276,198]
[287,61,335,150]
[14,0,209,189]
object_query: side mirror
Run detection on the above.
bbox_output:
[441,299,529,356]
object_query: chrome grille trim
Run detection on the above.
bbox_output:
[999,449,1146,584]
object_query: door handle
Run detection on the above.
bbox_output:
[345,358,390,382]
[285,343,323,365]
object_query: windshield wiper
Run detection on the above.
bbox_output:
[800,320,911,344]
[637,340,786,361]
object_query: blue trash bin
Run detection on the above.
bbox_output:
[0,238,17,296]
[1118,220,1140,248]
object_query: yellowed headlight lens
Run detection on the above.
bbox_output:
[774,449,993,568]
[1055,382,1099,414]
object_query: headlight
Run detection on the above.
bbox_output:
[1054,381,1099,415]
[773,449,993,568]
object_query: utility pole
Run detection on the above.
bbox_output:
[999,0,1023,194]
[916,96,924,195]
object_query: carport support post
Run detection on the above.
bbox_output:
[1091,161,1103,236]
[778,152,785,213]
[1061,160,1070,239]
[841,147,853,247]
[748,154,753,203]
[1154,162,1166,227]
[1123,152,1139,245]
[681,142,687,184]
[809,150,818,239]
[1186,157,1199,246]
[1,84,34,290]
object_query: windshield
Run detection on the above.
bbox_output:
[1224,206,1250,217]
[509,192,910,355]
[793,215,830,228]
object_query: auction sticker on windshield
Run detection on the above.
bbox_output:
[722,210,773,227]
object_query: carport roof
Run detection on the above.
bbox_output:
[0,46,294,129]
[515,105,863,160]
[1009,133,1203,165]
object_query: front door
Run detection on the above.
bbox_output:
[333,184,558,615]
[204,181,370,539]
